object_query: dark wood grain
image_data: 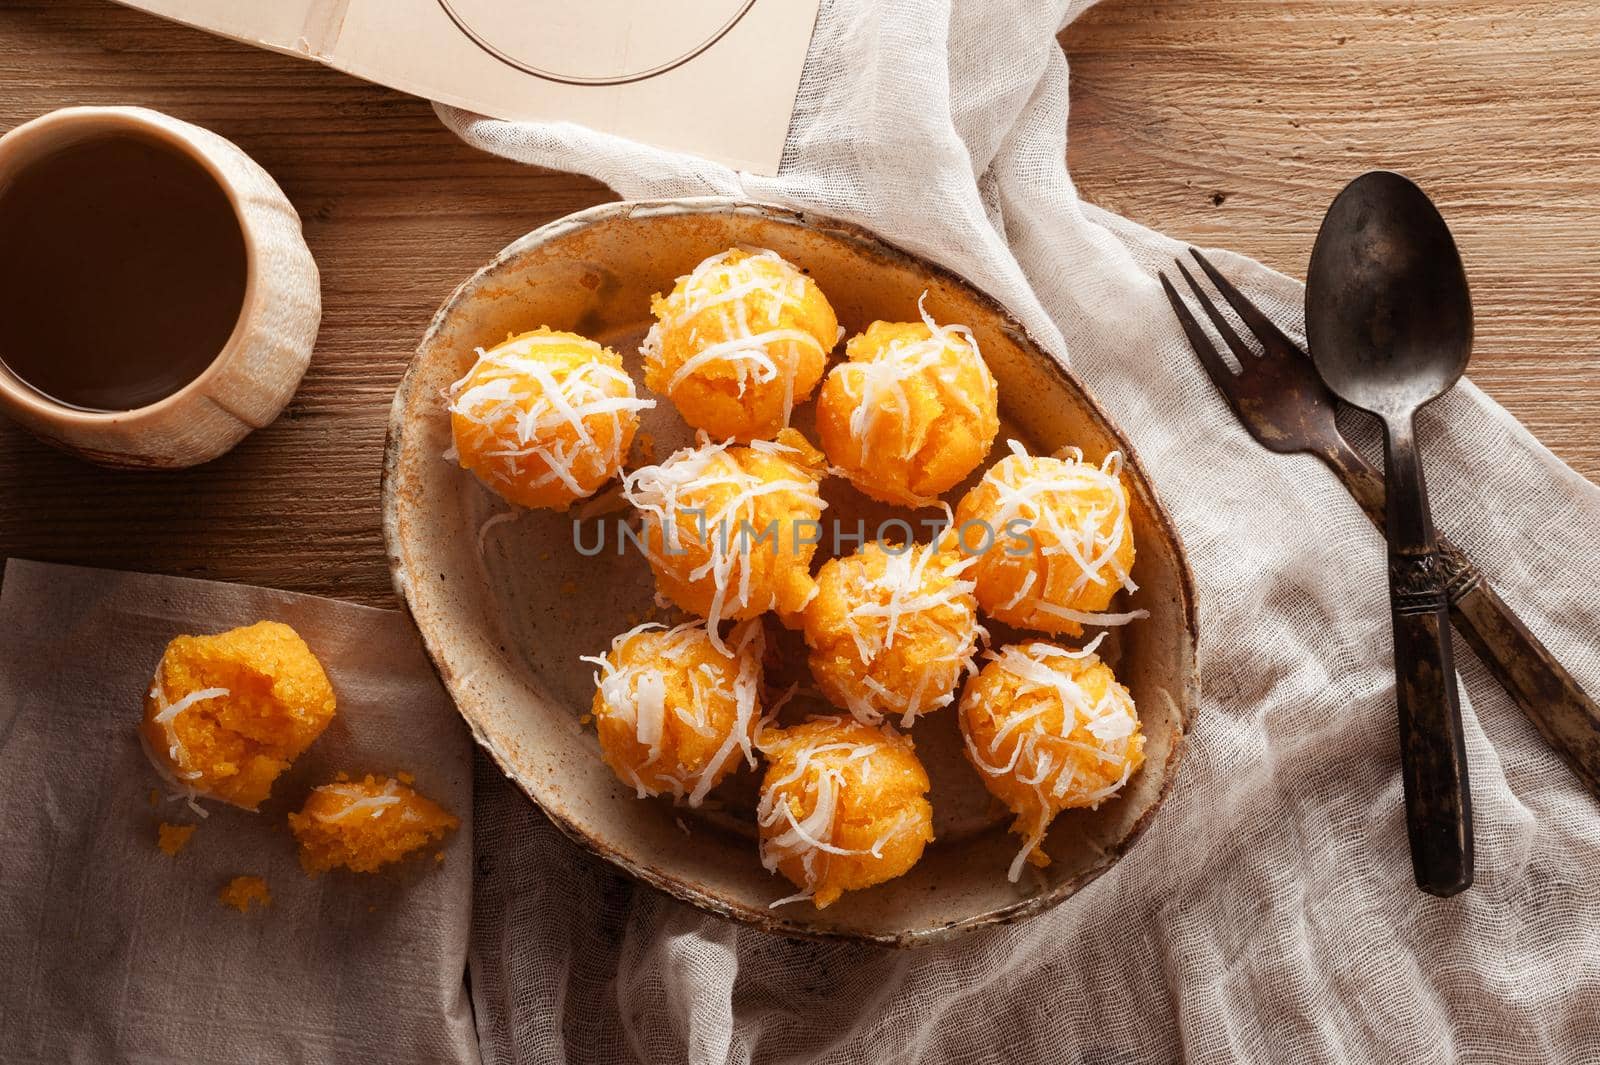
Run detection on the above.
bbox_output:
[1064,0,1600,477]
[0,0,613,605]
[1,0,1596,607]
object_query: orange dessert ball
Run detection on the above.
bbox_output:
[756,716,934,909]
[622,428,828,628]
[288,774,460,874]
[803,541,983,728]
[816,307,999,506]
[953,441,1138,636]
[140,621,336,811]
[448,327,653,510]
[643,248,839,441]
[959,640,1144,882]
[581,618,764,806]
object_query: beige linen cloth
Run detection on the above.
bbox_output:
[438,0,1600,1062]
[0,560,478,1065]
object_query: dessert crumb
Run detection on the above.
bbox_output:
[157,822,197,857]
[219,876,271,914]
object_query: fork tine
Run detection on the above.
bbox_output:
[1174,258,1261,369]
[1187,248,1306,358]
[1159,271,1243,402]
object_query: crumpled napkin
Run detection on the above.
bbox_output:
[0,559,479,1065]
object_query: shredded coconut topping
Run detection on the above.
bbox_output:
[644,249,829,429]
[621,437,825,649]
[580,619,765,807]
[313,778,405,824]
[961,641,1140,882]
[143,682,231,816]
[446,332,654,497]
[757,719,919,907]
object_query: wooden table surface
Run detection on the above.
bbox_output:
[2,0,1596,607]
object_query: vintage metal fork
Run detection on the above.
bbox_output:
[1161,248,1600,799]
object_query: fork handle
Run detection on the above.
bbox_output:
[1447,569,1600,797]
[1325,439,1600,799]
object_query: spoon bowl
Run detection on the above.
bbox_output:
[1307,170,1473,416]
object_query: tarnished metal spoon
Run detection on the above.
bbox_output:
[1306,171,1475,897]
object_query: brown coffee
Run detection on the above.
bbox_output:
[0,131,248,411]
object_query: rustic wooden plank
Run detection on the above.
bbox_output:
[1064,0,1600,482]
[0,0,1594,608]
[0,0,612,605]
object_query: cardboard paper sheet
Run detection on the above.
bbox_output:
[110,0,821,175]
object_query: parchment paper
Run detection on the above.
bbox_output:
[0,559,479,1065]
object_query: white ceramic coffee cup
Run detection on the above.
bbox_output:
[0,106,321,469]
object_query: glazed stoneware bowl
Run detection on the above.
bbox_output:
[382,199,1198,945]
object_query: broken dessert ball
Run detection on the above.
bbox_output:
[140,620,336,811]
[219,875,271,914]
[288,774,459,875]
[447,327,653,510]
[643,248,838,441]
[156,822,196,857]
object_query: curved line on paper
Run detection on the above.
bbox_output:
[434,0,758,87]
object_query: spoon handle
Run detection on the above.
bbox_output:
[1320,438,1600,800]
[1385,420,1474,897]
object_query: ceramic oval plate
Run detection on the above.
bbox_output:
[383,198,1198,946]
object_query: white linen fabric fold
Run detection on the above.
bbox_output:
[439,2,1600,1061]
